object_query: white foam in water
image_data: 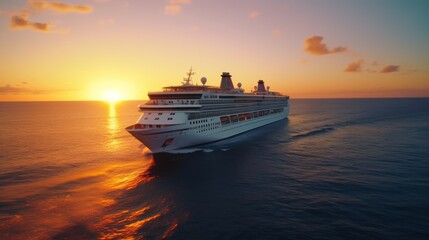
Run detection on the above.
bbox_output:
[141,148,153,156]
[165,148,203,154]
[154,148,216,154]
[144,148,216,155]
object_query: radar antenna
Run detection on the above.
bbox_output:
[182,67,195,85]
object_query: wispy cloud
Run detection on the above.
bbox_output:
[164,0,191,15]
[29,0,92,13]
[0,83,75,95]
[304,35,347,55]
[10,12,52,32]
[344,60,402,74]
[344,59,364,72]
[0,84,43,94]
[399,68,422,75]
[249,10,260,18]
[380,65,400,73]
[7,1,93,33]
[0,85,21,93]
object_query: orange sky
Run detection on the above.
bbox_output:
[0,0,428,101]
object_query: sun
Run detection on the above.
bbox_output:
[103,90,122,103]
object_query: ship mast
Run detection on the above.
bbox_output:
[182,67,195,86]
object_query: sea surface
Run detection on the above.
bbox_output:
[0,98,428,240]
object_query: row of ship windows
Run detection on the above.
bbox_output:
[147,113,176,116]
[132,124,165,129]
[203,95,218,99]
[151,100,197,104]
[132,122,221,131]
[191,122,220,130]
[189,103,287,119]
[220,108,284,125]
[196,126,220,133]
[190,119,209,125]
[144,112,175,121]
[144,117,174,120]
[132,108,283,130]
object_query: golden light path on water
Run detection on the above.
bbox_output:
[0,102,182,240]
[105,102,121,152]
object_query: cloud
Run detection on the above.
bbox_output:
[380,65,400,73]
[249,10,260,18]
[345,60,364,72]
[10,12,52,32]
[0,84,43,94]
[272,28,283,38]
[0,85,21,93]
[164,0,191,15]
[0,84,74,95]
[29,0,93,13]
[304,35,347,55]
[398,68,420,75]
[7,1,93,33]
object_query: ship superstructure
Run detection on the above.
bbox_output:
[126,69,290,153]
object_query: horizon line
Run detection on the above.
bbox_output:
[1,96,429,103]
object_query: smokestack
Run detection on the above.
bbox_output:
[257,80,266,92]
[220,72,234,90]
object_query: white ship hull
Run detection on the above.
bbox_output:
[127,106,289,153]
[126,70,290,153]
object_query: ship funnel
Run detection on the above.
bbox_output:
[220,72,234,90]
[257,80,266,92]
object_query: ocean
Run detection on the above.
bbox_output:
[0,98,428,240]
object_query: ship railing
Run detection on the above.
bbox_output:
[144,100,201,105]
[126,123,173,130]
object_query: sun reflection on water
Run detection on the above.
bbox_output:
[0,155,173,240]
[105,102,121,152]
[96,206,163,240]
[0,102,189,240]
[104,163,156,191]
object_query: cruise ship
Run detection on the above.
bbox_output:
[126,69,290,153]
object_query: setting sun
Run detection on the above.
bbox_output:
[103,90,122,103]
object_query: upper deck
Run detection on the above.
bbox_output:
[142,69,289,111]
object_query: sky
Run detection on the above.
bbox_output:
[0,0,428,101]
